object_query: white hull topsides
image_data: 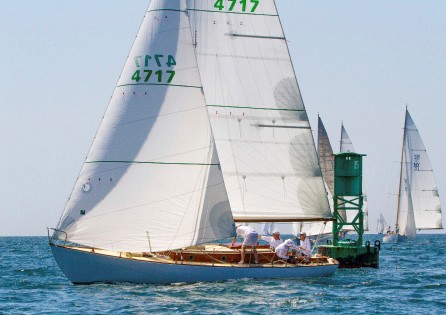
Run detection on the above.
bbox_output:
[51,244,338,285]
[382,234,407,243]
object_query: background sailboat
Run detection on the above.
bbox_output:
[383,109,442,243]
[49,0,338,284]
[377,213,386,235]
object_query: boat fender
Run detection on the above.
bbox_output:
[365,241,370,253]
[374,240,381,251]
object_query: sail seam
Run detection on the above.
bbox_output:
[207,104,304,111]
[187,9,278,17]
[117,83,202,89]
[85,161,219,166]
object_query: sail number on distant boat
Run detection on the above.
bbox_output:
[214,0,259,12]
[131,54,176,83]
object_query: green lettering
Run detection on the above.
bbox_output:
[144,70,152,82]
[145,55,152,67]
[251,0,259,12]
[155,70,163,82]
[240,0,247,12]
[131,70,141,82]
[134,56,142,67]
[229,0,237,11]
[155,55,164,67]
[214,0,224,10]
[166,55,176,67]
[166,70,175,83]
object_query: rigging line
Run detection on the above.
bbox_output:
[85,161,219,166]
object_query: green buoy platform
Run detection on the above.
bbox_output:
[318,152,380,268]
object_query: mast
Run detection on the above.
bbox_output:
[395,108,408,227]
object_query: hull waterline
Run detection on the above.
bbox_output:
[51,244,339,284]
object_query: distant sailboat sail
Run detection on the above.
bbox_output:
[300,116,336,236]
[340,125,354,153]
[396,110,442,239]
[377,213,386,234]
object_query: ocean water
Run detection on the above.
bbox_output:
[1,235,445,314]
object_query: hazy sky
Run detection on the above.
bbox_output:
[1,0,445,236]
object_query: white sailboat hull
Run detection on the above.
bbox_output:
[382,234,407,243]
[51,245,338,284]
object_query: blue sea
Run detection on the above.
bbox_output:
[1,235,445,314]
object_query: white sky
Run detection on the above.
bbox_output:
[1,0,445,236]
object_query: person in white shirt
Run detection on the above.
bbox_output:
[231,225,259,264]
[260,230,283,250]
[275,239,300,261]
[298,232,312,257]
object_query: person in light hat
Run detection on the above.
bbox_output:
[298,232,312,257]
[274,239,300,261]
[259,230,283,250]
[231,225,259,264]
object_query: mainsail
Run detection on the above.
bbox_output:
[397,110,442,239]
[54,1,235,252]
[188,0,331,222]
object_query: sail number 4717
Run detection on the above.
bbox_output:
[214,0,259,12]
[131,54,176,83]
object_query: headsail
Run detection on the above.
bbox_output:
[54,0,235,252]
[188,0,331,222]
[397,110,442,238]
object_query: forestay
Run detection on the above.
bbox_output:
[188,0,331,222]
[397,110,442,238]
[54,0,234,252]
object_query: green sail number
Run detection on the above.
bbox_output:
[131,54,176,83]
[214,0,259,12]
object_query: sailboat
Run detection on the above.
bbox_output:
[49,0,338,284]
[376,213,386,235]
[383,109,442,243]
